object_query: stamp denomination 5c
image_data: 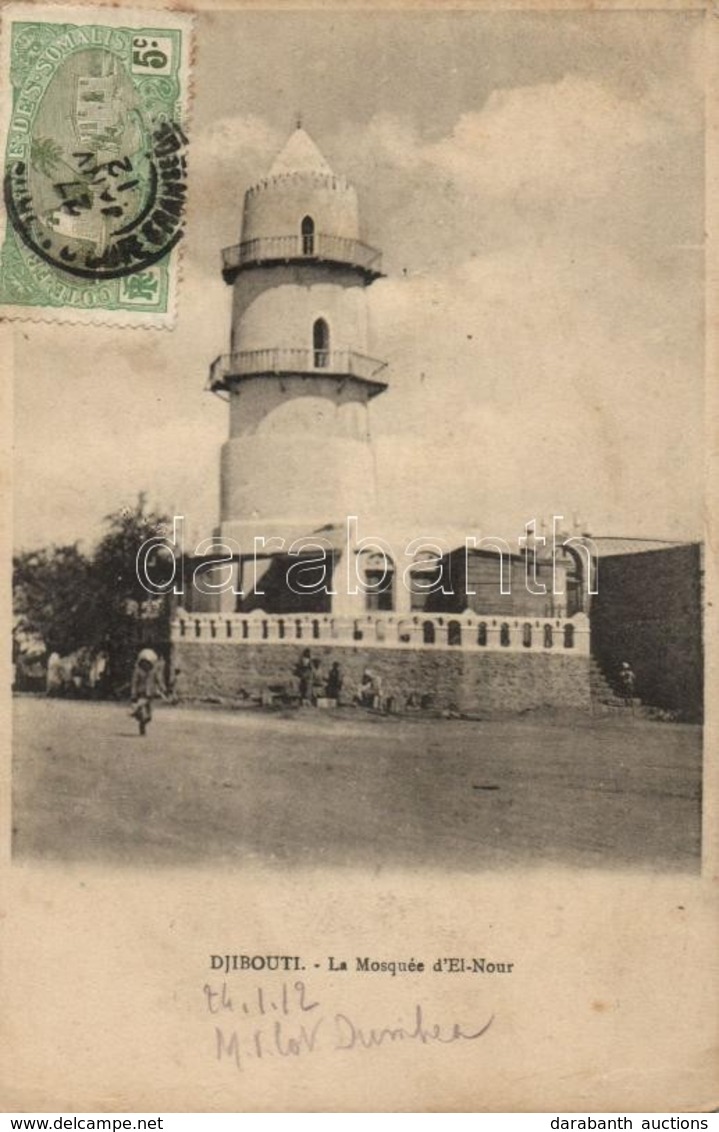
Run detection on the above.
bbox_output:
[0,5,193,326]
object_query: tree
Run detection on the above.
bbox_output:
[12,495,176,695]
[13,544,101,657]
[91,496,174,690]
[30,136,64,178]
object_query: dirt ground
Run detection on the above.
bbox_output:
[12,696,702,871]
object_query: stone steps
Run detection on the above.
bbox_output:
[590,658,634,709]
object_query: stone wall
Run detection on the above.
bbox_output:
[590,543,703,721]
[172,641,591,714]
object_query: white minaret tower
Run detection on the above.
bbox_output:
[209,126,386,611]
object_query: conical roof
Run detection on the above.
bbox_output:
[269,128,334,177]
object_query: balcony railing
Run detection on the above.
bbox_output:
[221,233,383,281]
[209,348,388,394]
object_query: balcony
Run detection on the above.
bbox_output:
[208,347,388,396]
[221,233,383,282]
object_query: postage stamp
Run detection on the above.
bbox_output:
[0,5,193,327]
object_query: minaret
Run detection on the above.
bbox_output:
[208,126,386,609]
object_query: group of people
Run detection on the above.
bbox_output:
[127,648,638,735]
[127,646,386,737]
[45,648,109,698]
[295,649,341,706]
[295,649,383,709]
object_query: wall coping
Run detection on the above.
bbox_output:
[172,610,590,655]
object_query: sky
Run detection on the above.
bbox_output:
[12,9,706,552]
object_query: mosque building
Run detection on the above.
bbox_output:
[170,128,702,719]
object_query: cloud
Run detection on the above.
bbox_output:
[329,72,702,272]
[344,71,699,197]
[365,240,702,538]
[425,77,676,200]
[191,114,285,179]
[13,64,704,549]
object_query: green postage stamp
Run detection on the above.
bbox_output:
[0,5,193,326]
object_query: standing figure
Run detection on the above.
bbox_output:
[619,661,636,710]
[88,650,108,699]
[370,670,383,711]
[326,661,343,702]
[311,656,324,703]
[130,648,166,736]
[296,648,314,706]
[46,652,63,696]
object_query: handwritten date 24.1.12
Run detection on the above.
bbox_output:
[203,980,494,1071]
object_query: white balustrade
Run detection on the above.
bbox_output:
[172,610,590,655]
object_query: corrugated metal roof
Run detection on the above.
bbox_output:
[312,530,698,561]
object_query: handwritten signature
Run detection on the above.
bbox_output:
[204,980,494,1071]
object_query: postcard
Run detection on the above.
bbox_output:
[2,0,717,1113]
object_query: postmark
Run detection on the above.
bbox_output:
[0,5,193,326]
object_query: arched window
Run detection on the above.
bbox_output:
[301,215,315,255]
[448,620,462,647]
[563,623,575,649]
[423,620,436,645]
[295,619,303,640]
[500,622,510,647]
[312,619,320,640]
[543,624,553,649]
[313,318,329,368]
[278,619,285,640]
[522,622,532,648]
[477,622,487,646]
